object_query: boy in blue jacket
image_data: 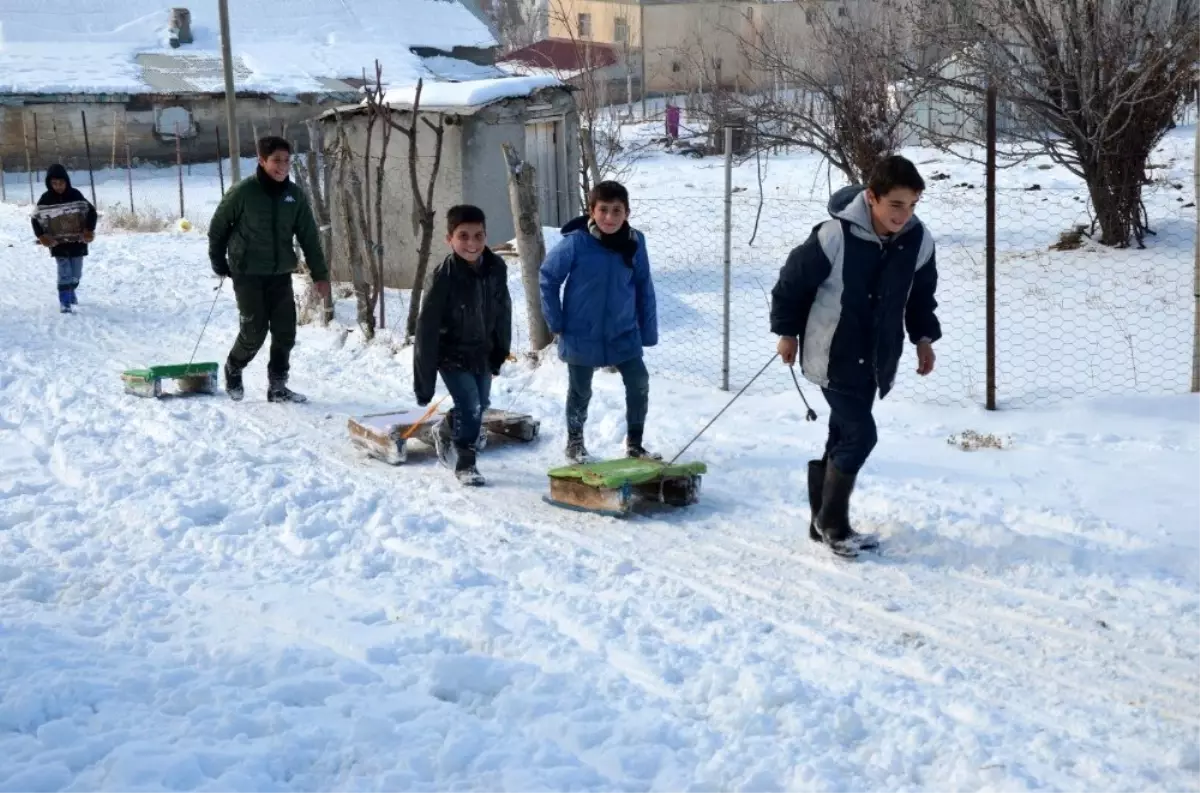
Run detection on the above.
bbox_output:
[540,181,659,463]
[770,155,941,558]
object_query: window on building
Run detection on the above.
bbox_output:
[671,61,682,73]
[577,12,592,37]
[614,16,628,44]
[745,6,754,22]
[714,57,723,71]
[837,5,848,16]
[805,8,815,23]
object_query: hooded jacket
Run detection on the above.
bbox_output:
[538,215,658,368]
[413,249,513,405]
[31,164,98,259]
[769,184,941,399]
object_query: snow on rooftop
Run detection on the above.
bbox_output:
[0,0,498,95]
[382,74,564,111]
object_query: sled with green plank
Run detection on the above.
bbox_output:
[121,362,219,398]
[544,458,707,517]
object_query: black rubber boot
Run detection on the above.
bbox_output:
[566,428,591,464]
[807,459,825,543]
[224,361,245,402]
[815,463,863,558]
[267,372,307,403]
[454,445,484,486]
[625,427,663,460]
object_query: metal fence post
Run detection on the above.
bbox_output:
[1192,75,1199,392]
[722,124,734,392]
[985,83,997,410]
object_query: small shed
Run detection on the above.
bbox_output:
[321,75,579,290]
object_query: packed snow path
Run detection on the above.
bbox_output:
[1,207,1198,791]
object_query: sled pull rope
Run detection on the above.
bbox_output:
[185,277,226,370]
[401,395,448,441]
[667,352,779,466]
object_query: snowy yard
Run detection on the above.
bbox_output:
[0,120,1197,791]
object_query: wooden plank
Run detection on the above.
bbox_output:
[546,477,632,516]
[347,417,407,465]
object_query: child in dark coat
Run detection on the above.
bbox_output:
[414,205,513,486]
[539,181,659,464]
[31,164,98,313]
[770,155,941,558]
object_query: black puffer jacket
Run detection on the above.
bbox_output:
[31,164,98,259]
[414,250,513,405]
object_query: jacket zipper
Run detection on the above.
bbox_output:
[272,192,280,273]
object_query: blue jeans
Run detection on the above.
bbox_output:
[821,387,878,475]
[567,357,650,436]
[56,256,83,287]
[441,369,492,449]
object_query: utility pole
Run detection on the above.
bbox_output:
[1192,73,1199,393]
[218,0,241,183]
[639,0,647,119]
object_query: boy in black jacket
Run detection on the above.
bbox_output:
[414,205,513,486]
[31,164,98,313]
[770,155,941,558]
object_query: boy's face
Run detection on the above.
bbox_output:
[590,200,628,235]
[448,222,486,263]
[50,178,67,194]
[259,149,291,182]
[866,187,921,236]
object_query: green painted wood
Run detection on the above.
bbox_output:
[547,458,707,489]
[121,362,218,380]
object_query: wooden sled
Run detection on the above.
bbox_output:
[121,362,219,398]
[33,201,92,244]
[348,407,540,465]
[544,458,707,517]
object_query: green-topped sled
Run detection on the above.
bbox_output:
[545,458,708,517]
[121,362,219,398]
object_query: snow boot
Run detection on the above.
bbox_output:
[224,362,245,402]
[565,429,592,464]
[67,284,78,305]
[454,445,484,486]
[432,413,456,468]
[807,459,824,543]
[58,287,72,313]
[267,373,307,403]
[625,429,662,461]
[814,463,879,558]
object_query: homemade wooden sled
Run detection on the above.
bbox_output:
[347,407,541,465]
[544,458,708,517]
[121,362,219,398]
[33,200,92,244]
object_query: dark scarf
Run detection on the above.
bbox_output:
[256,166,290,196]
[588,219,638,267]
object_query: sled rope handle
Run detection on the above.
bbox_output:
[185,276,225,371]
[401,395,448,440]
[667,352,780,466]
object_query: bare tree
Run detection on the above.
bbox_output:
[685,0,939,184]
[331,112,378,340]
[361,60,395,329]
[291,119,335,326]
[382,79,447,342]
[934,0,1199,247]
[502,142,554,352]
[542,0,646,205]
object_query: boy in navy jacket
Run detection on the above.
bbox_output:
[540,181,659,463]
[771,155,941,558]
[31,164,97,313]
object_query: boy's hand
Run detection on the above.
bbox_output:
[38,235,54,247]
[83,230,95,243]
[777,336,799,366]
[314,280,331,299]
[916,340,936,376]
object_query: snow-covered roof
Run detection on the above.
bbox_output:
[0,0,499,96]
[381,74,566,113]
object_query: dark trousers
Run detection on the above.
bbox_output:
[567,357,650,436]
[441,369,492,449]
[821,387,878,475]
[227,274,296,377]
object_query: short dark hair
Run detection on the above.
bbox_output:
[257,136,291,159]
[588,180,630,210]
[867,155,925,197]
[446,204,486,234]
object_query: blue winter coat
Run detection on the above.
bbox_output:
[539,216,659,368]
[769,185,941,399]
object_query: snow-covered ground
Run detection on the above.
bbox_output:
[1,119,1198,791]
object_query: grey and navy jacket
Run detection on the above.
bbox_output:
[770,185,941,399]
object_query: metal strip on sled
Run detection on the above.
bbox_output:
[33,200,92,245]
[348,407,541,465]
[121,362,219,398]
[544,458,707,517]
